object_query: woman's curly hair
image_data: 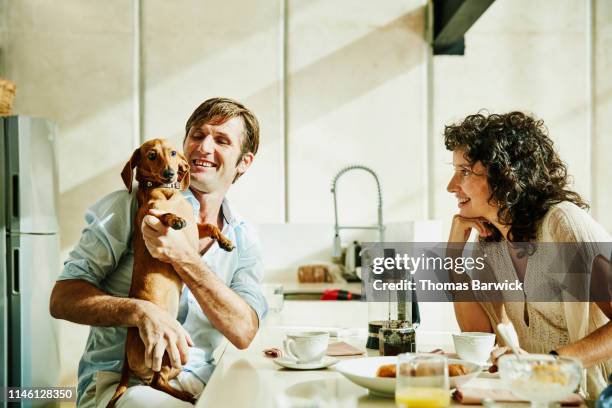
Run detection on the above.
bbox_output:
[444,111,588,242]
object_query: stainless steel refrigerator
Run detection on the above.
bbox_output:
[1,116,61,407]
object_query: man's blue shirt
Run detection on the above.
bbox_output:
[57,188,267,404]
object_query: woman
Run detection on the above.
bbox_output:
[444,111,612,397]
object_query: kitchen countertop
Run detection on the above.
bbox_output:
[281,281,361,291]
[194,301,530,407]
[279,281,362,300]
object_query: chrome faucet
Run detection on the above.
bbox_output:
[330,164,385,258]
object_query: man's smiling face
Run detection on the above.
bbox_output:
[183,116,250,194]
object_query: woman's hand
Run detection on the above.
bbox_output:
[448,214,493,243]
[488,345,528,373]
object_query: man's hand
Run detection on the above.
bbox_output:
[135,301,194,372]
[141,209,199,265]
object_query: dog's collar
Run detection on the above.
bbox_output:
[140,181,182,190]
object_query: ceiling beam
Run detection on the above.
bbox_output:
[433,0,495,55]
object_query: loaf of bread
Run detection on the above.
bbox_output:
[297,264,334,283]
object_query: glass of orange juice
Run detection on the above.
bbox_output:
[395,353,450,408]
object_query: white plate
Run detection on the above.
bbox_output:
[273,356,339,370]
[334,356,481,397]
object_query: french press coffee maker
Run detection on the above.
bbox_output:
[365,248,420,354]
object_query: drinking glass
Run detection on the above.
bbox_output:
[263,283,284,313]
[395,353,450,408]
[498,354,582,408]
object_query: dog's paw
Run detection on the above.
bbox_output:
[157,213,187,230]
[170,218,187,230]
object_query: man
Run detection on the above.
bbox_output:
[50,97,268,407]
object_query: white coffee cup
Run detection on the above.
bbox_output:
[283,331,329,364]
[452,332,496,364]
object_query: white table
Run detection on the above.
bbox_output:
[195,301,506,407]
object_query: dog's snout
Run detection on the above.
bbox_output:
[163,168,175,179]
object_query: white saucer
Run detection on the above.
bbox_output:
[273,356,339,370]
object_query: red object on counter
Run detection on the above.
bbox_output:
[320,289,359,300]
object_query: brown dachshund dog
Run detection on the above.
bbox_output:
[107,139,234,407]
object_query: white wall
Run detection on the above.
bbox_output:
[287,0,427,224]
[2,0,609,251]
[594,0,612,230]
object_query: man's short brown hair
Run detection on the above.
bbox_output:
[184,97,260,157]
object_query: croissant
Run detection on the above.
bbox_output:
[449,364,470,377]
[375,364,396,378]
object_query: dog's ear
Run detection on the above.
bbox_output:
[121,147,141,193]
[177,152,190,191]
